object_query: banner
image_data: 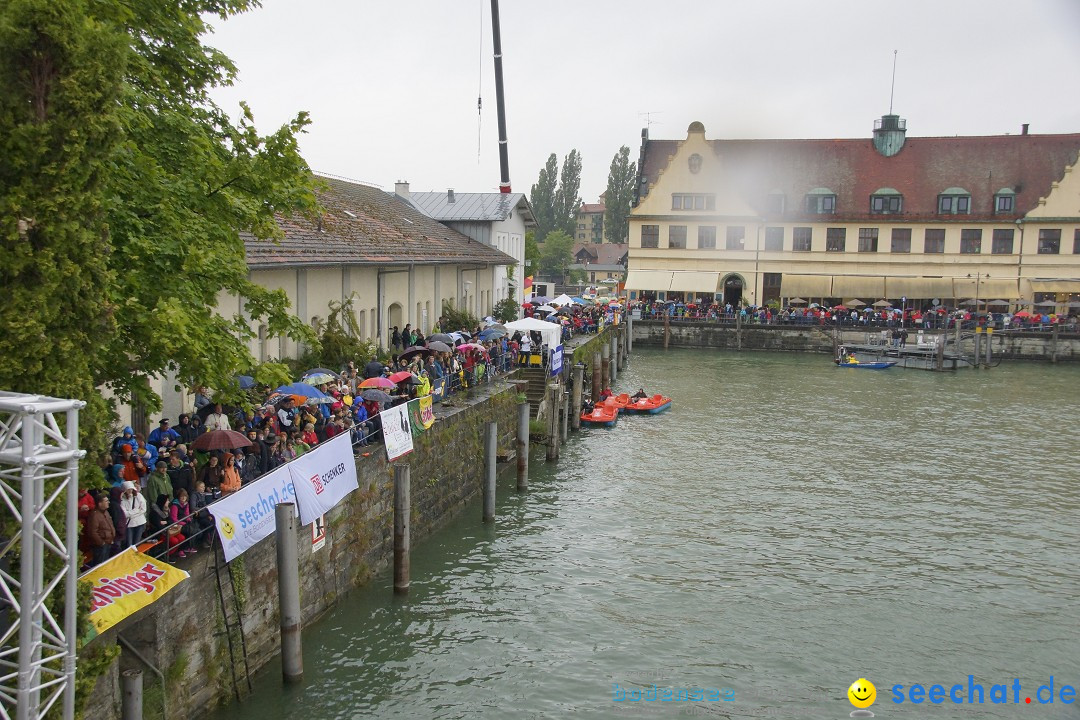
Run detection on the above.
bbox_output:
[287,432,360,526]
[213,463,296,562]
[82,548,189,637]
[382,403,414,462]
[418,396,435,429]
[550,344,563,376]
[430,377,446,404]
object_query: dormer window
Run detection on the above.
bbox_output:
[994,188,1015,214]
[938,188,971,214]
[766,192,785,214]
[805,188,836,214]
[870,188,902,214]
[672,193,715,211]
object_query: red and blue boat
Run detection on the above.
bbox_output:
[580,404,619,427]
[622,394,672,414]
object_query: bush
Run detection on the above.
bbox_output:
[441,302,479,333]
[493,297,520,323]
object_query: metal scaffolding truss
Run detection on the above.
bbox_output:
[0,392,85,720]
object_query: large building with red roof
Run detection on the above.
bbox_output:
[626,117,1080,310]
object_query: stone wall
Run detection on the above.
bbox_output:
[84,382,525,720]
[631,321,1079,362]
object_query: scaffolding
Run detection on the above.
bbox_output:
[0,392,85,720]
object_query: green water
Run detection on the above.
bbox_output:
[214,350,1080,719]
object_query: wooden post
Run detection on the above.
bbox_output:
[571,364,583,431]
[483,422,496,522]
[516,402,529,491]
[393,465,410,594]
[609,333,618,387]
[560,389,569,442]
[1051,322,1059,364]
[546,382,559,461]
[736,306,743,351]
[663,308,670,349]
[591,351,601,403]
[601,342,611,393]
[121,669,143,720]
[275,503,303,682]
[935,329,945,371]
[627,311,634,353]
[985,327,993,367]
[973,327,982,369]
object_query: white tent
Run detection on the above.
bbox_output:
[551,293,574,307]
[504,317,563,350]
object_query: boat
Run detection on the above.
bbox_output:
[603,393,630,410]
[622,394,672,414]
[834,360,897,369]
[580,404,619,427]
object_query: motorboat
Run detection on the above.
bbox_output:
[835,360,897,369]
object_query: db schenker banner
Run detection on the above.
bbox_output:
[287,432,359,526]
[212,463,296,562]
[82,548,189,638]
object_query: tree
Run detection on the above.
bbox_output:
[538,230,575,282]
[529,153,558,242]
[492,297,520,323]
[524,230,540,277]
[0,0,318,456]
[554,149,582,237]
[604,145,636,243]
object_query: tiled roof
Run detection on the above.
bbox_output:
[246,177,517,268]
[409,191,536,226]
[639,131,1080,221]
[572,242,628,266]
[578,203,605,214]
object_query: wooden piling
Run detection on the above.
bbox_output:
[591,352,602,403]
[516,402,529,491]
[571,364,583,431]
[393,465,410,594]
[483,422,496,522]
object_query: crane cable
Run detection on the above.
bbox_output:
[477,0,483,163]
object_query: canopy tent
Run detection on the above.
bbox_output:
[780,275,832,298]
[550,294,575,307]
[624,269,674,292]
[669,271,720,293]
[503,317,563,350]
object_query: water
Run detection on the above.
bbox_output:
[215,350,1080,719]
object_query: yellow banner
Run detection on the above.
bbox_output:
[82,549,189,637]
[418,395,435,429]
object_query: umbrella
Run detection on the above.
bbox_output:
[872,300,893,308]
[301,372,336,386]
[535,305,557,313]
[832,305,848,311]
[358,376,396,389]
[388,371,420,385]
[959,299,980,306]
[787,297,807,305]
[571,297,586,304]
[530,295,552,304]
[808,303,821,308]
[843,299,866,307]
[1013,310,1033,318]
[275,382,331,402]
[235,374,256,389]
[429,333,454,343]
[359,389,393,403]
[400,345,434,361]
[266,392,309,407]
[363,360,387,379]
[455,343,490,356]
[191,430,252,452]
[1034,299,1058,307]
[985,299,1010,306]
[427,340,452,352]
[303,367,342,379]
[477,328,506,341]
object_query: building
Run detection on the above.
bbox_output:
[626,119,1080,311]
[575,198,605,244]
[407,185,534,310]
[570,242,628,284]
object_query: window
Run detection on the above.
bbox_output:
[806,193,836,214]
[870,193,902,214]
[960,229,982,254]
[938,191,971,214]
[793,227,812,252]
[669,225,687,249]
[924,229,945,254]
[672,194,715,210]
[725,226,745,250]
[763,272,782,287]
[826,228,846,252]
[767,193,785,214]
[995,193,1014,213]
[641,225,659,248]
[698,226,716,249]
[578,233,585,240]
[891,228,911,253]
[764,226,784,251]
[1074,229,1080,254]
[1038,229,1061,254]
[577,223,585,230]
[858,228,879,252]
[991,229,1014,254]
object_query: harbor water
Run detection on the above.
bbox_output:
[213,349,1080,719]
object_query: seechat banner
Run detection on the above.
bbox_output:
[213,463,295,562]
[288,432,360,526]
[83,548,189,638]
[382,403,414,462]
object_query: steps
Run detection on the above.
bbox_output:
[519,368,548,418]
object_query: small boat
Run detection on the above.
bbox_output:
[603,393,630,410]
[622,394,672,414]
[835,360,897,370]
[580,404,618,427]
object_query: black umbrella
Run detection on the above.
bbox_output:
[400,345,434,361]
[360,389,393,403]
[427,340,452,352]
[429,333,454,343]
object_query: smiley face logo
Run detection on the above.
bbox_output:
[848,678,876,709]
[218,516,236,540]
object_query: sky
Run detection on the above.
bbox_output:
[207,0,1080,203]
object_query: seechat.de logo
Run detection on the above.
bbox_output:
[848,678,877,717]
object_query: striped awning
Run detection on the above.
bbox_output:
[669,271,720,293]
[780,275,833,297]
[624,270,674,292]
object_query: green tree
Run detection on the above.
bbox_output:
[493,297,520,323]
[524,230,540,277]
[554,148,582,237]
[0,0,318,455]
[604,145,636,243]
[539,230,575,282]
[529,153,558,242]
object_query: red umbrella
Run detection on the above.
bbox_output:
[191,430,252,451]
[358,376,396,389]
[1013,310,1033,318]
[388,371,420,385]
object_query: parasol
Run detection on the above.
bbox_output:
[191,430,253,452]
[358,377,396,390]
[388,371,420,385]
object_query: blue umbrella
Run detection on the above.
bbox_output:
[274,382,332,404]
[570,297,586,305]
[236,375,255,389]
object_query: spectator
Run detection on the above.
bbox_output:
[148,418,180,450]
[236,447,259,484]
[220,453,241,495]
[167,452,195,497]
[147,494,171,553]
[198,454,224,492]
[120,481,147,548]
[116,444,148,485]
[176,413,199,444]
[144,461,172,507]
[169,489,197,554]
[108,486,128,555]
[301,422,319,447]
[205,403,231,431]
[276,397,297,431]
[193,386,211,412]
[85,496,116,567]
[188,480,214,549]
[110,426,137,456]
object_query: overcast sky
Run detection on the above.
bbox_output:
[208,0,1080,203]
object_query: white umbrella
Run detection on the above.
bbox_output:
[535,304,557,313]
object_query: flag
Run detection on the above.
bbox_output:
[523,275,533,300]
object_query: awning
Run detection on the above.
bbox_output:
[780,275,833,297]
[884,277,954,299]
[952,277,1021,299]
[831,276,886,298]
[624,270,674,292]
[1028,279,1080,294]
[669,271,720,293]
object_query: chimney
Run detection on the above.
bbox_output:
[447,188,456,204]
[1021,123,1029,136]
[394,180,410,199]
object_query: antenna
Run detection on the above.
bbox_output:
[639,111,662,131]
[888,50,898,115]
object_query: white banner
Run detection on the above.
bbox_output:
[381,403,414,462]
[212,464,296,562]
[288,432,359,526]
